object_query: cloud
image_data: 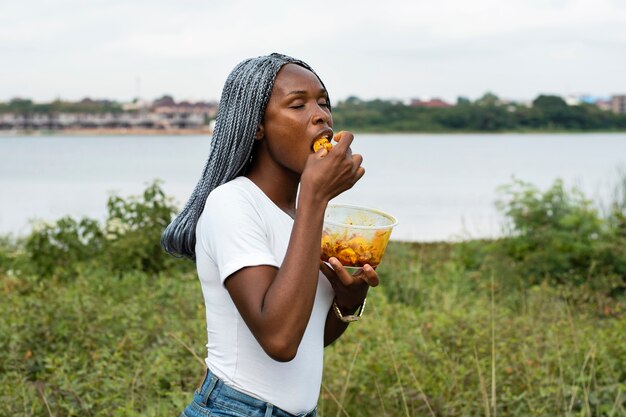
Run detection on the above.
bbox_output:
[1,0,625,101]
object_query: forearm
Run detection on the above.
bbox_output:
[324,307,350,346]
[324,298,367,346]
[258,191,328,351]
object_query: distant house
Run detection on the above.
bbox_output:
[0,95,219,131]
[151,98,218,129]
[611,95,626,114]
[410,98,452,108]
[79,97,117,107]
[151,95,176,108]
[595,99,612,111]
[564,95,582,106]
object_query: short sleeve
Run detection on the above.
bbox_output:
[199,184,279,284]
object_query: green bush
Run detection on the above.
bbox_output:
[21,180,180,280]
[102,181,179,274]
[493,178,626,296]
[607,173,626,238]
[25,216,104,280]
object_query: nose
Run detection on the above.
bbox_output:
[311,103,331,126]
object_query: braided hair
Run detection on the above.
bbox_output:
[161,53,330,260]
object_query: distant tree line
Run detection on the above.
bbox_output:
[0,98,123,114]
[331,94,626,132]
[3,93,626,132]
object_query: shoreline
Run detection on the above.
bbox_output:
[0,127,213,136]
[2,128,626,136]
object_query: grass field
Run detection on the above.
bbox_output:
[1,179,625,416]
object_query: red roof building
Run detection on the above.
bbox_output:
[410,98,452,108]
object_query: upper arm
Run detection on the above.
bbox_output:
[224,264,277,339]
[223,263,301,362]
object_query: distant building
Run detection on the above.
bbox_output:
[122,99,150,112]
[579,95,599,105]
[0,95,220,131]
[411,98,452,108]
[562,94,603,106]
[611,95,626,114]
[152,95,176,107]
[595,99,612,111]
[564,95,582,106]
[151,98,218,128]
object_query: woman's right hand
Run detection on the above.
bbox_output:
[300,131,365,202]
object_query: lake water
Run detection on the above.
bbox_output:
[1,133,625,241]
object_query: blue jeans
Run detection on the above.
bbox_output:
[180,368,318,417]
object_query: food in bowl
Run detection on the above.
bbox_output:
[321,229,391,267]
[321,204,398,269]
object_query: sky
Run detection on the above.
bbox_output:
[1,0,625,104]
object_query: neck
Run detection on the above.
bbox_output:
[245,157,300,218]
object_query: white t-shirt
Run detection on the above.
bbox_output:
[195,176,335,414]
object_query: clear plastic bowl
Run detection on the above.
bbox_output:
[321,204,399,273]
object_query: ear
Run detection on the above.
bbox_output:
[255,124,264,140]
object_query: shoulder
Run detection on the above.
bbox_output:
[204,177,260,215]
[207,176,255,204]
[197,177,278,274]
[201,176,270,234]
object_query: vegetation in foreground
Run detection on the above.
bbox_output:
[1,177,625,416]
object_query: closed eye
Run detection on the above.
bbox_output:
[288,100,329,109]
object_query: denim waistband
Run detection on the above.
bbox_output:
[195,368,317,417]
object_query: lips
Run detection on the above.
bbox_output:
[311,128,334,151]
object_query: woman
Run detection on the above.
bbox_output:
[162,53,379,417]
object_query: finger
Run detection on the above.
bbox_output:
[332,131,354,154]
[328,257,355,287]
[351,154,363,171]
[362,264,379,287]
[319,260,335,280]
[319,261,346,293]
[352,268,367,283]
[333,130,347,142]
[315,147,329,159]
[354,166,365,182]
[353,264,377,286]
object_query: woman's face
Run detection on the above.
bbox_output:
[258,63,333,175]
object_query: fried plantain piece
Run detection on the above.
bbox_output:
[313,137,333,152]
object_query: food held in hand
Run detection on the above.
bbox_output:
[321,203,398,270]
[321,229,391,268]
[313,131,347,153]
[313,136,333,152]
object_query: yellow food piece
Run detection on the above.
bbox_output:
[337,248,357,265]
[321,234,333,254]
[313,137,333,152]
[320,230,390,268]
[349,237,369,251]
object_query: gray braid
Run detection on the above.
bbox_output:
[161,53,331,260]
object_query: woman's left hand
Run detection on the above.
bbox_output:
[320,257,379,310]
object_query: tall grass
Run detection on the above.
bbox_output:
[320,242,625,416]
[1,178,625,416]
